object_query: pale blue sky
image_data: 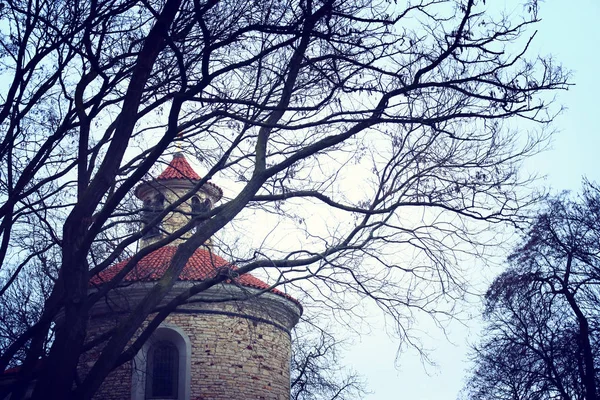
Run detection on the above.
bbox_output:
[527,0,600,191]
[343,2,600,399]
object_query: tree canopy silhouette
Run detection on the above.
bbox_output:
[0,0,568,398]
[462,182,600,400]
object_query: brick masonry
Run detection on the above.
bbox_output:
[84,300,294,400]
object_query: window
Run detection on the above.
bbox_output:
[142,193,165,238]
[190,196,211,233]
[190,196,200,213]
[146,341,179,399]
[191,196,211,216]
[132,325,191,400]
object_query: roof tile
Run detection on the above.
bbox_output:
[156,153,202,181]
[90,246,299,304]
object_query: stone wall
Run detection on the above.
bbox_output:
[168,312,291,400]
[83,308,292,400]
[80,314,133,400]
[140,182,215,249]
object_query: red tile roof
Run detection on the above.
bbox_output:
[2,360,44,375]
[90,246,299,304]
[157,153,202,181]
[152,153,223,198]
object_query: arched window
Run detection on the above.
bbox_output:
[191,196,211,233]
[190,196,200,212]
[132,325,191,400]
[142,193,165,238]
[146,341,179,399]
[191,196,211,215]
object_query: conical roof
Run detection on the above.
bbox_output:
[98,154,298,305]
[135,152,223,201]
[156,152,202,181]
[90,246,300,305]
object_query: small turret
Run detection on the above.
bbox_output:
[134,152,223,249]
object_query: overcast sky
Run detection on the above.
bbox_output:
[342,1,600,399]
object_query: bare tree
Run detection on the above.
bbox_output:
[462,182,600,400]
[291,320,367,400]
[0,0,569,398]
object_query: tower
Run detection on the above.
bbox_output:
[134,152,223,249]
[87,153,302,400]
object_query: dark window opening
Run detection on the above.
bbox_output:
[142,193,165,238]
[191,196,211,233]
[191,196,200,212]
[146,341,179,399]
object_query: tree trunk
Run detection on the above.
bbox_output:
[563,254,597,400]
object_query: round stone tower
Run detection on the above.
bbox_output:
[134,152,223,249]
[87,153,302,400]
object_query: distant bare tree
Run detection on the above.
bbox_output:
[0,0,569,398]
[462,182,600,400]
[291,321,367,400]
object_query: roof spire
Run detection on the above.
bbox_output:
[156,153,202,181]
